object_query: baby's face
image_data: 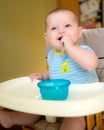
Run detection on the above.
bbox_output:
[44,11,82,50]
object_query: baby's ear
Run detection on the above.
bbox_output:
[44,33,48,42]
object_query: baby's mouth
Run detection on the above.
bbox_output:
[58,36,63,41]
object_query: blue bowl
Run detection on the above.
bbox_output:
[37,79,71,100]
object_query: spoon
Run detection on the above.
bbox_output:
[58,36,64,57]
[61,46,64,57]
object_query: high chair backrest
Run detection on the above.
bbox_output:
[46,28,104,82]
[78,28,104,58]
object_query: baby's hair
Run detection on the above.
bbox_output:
[45,8,79,28]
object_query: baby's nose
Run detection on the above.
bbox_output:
[58,28,65,34]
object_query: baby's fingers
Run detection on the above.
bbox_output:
[29,73,35,82]
[29,73,39,82]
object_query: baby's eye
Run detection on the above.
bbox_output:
[51,27,57,30]
[65,24,72,28]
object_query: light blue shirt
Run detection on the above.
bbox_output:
[47,45,98,84]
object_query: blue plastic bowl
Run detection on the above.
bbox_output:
[37,79,71,100]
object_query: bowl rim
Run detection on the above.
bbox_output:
[37,79,71,88]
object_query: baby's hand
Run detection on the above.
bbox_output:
[29,73,43,82]
[61,35,74,48]
[58,35,75,53]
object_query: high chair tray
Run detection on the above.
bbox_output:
[0,77,104,117]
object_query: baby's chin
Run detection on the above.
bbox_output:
[55,47,61,52]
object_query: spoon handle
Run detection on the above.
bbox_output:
[61,47,64,57]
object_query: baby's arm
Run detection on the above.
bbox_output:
[66,45,98,71]
[29,70,49,82]
[61,35,98,71]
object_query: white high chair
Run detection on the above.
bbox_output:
[0,28,104,130]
